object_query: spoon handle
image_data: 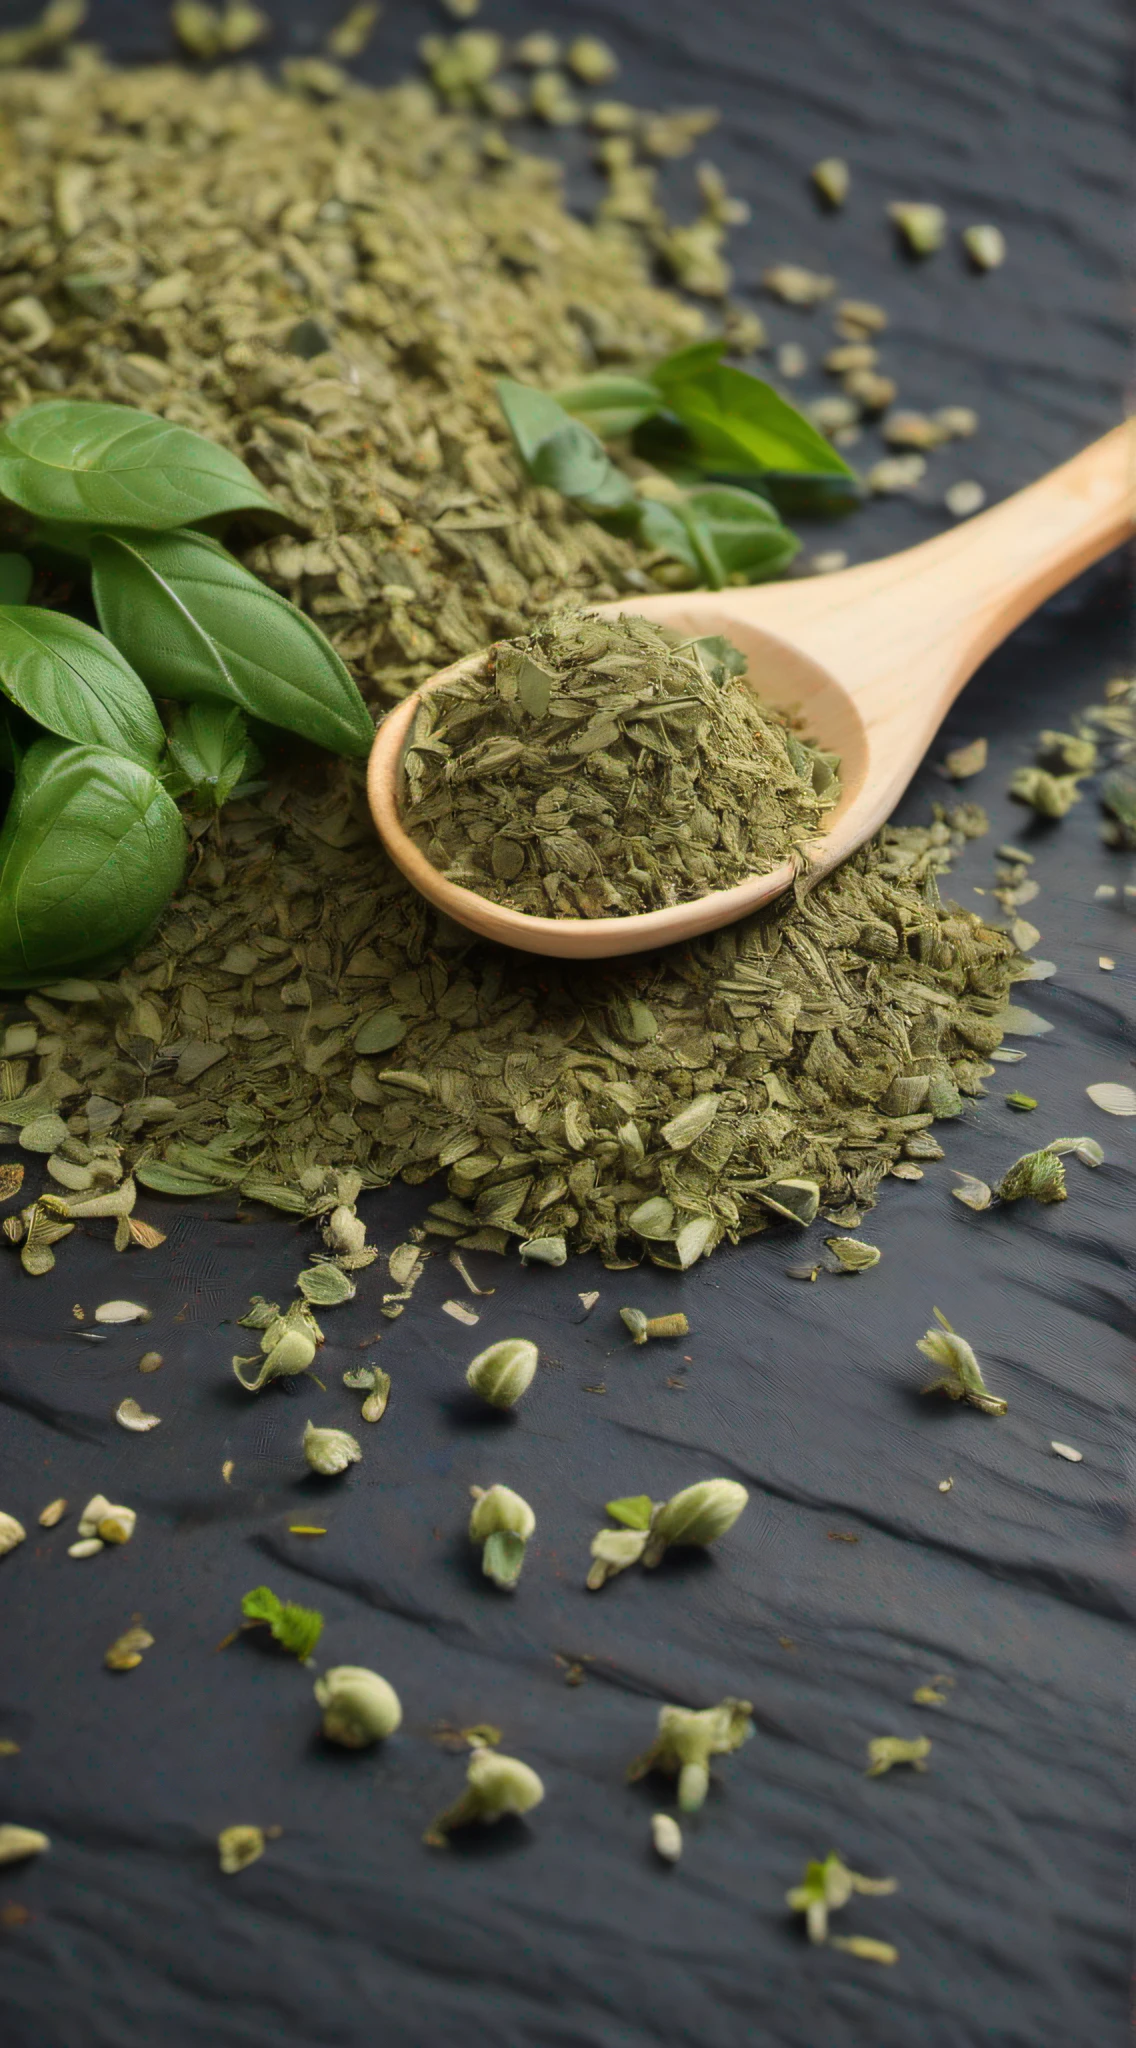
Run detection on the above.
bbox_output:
[717,421,1133,723]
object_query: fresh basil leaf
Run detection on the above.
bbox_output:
[166,700,259,808]
[89,529,374,759]
[0,400,280,530]
[0,738,187,989]
[648,339,729,388]
[682,486,800,582]
[496,377,637,517]
[637,487,797,588]
[0,554,32,605]
[659,365,854,478]
[0,606,164,765]
[552,373,663,439]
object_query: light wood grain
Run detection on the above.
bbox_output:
[367,423,1133,958]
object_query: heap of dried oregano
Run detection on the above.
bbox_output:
[0,52,1031,1266]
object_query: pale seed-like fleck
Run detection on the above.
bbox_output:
[95,1301,151,1325]
[115,1398,161,1433]
[38,1498,66,1527]
[1050,1441,1083,1462]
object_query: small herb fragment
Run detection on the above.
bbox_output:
[786,1851,897,1944]
[465,1338,539,1411]
[642,1478,748,1568]
[917,1309,1006,1414]
[302,1420,361,1477]
[38,1499,66,1528]
[314,1668,402,1748]
[888,200,947,254]
[240,1585,323,1661]
[824,1237,880,1272]
[217,1824,272,1876]
[829,1936,899,1965]
[942,738,987,780]
[963,224,1006,270]
[619,1308,690,1345]
[811,157,850,206]
[866,1735,931,1777]
[105,1623,154,1672]
[996,1149,1066,1204]
[425,1747,545,1846]
[627,1698,753,1812]
[0,1513,26,1557]
[1050,1441,1083,1463]
[1085,1082,1136,1117]
[343,1364,391,1423]
[0,1826,49,1866]
[95,1300,150,1325]
[651,1813,683,1862]
[469,1483,535,1589]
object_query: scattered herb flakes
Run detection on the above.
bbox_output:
[1086,1082,1136,1116]
[239,1585,323,1661]
[442,1298,480,1326]
[918,1309,1006,1414]
[865,1736,931,1777]
[402,611,838,920]
[115,1398,160,1433]
[1050,1441,1083,1463]
[105,1622,154,1672]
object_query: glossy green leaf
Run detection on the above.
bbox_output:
[0,738,187,989]
[0,400,280,529]
[656,364,854,478]
[0,554,32,604]
[648,340,729,387]
[638,487,797,588]
[552,373,662,439]
[90,529,374,759]
[495,378,637,517]
[0,606,164,765]
[606,1494,655,1531]
[166,700,258,808]
[134,1159,229,1197]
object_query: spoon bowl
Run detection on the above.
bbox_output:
[367,425,1131,959]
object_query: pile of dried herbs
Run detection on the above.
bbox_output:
[401,611,838,916]
[0,50,1031,1266]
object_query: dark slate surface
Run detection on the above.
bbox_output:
[1,2,1132,2044]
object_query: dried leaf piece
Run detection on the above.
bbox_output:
[0,1512,26,1557]
[628,1698,753,1811]
[115,1398,160,1433]
[38,1498,66,1528]
[1045,1136,1104,1165]
[962,223,1006,270]
[105,1623,154,1671]
[0,1165,24,1202]
[950,1171,993,1212]
[866,1735,931,1777]
[94,1300,151,1325]
[240,1585,323,1661]
[441,1298,479,1326]
[996,1148,1066,1204]
[786,1851,897,1943]
[518,1235,567,1266]
[0,1826,49,1866]
[992,1005,1053,1038]
[824,1237,880,1272]
[811,157,849,207]
[586,1526,649,1590]
[343,1363,391,1423]
[138,1351,163,1373]
[606,1494,655,1531]
[217,1824,268,1875]
[1085,1082,1136,1117]
[469,1483,535,1589]
[917,1309,1006,1414]
[327,4,380,59]
[297,1263,356,1307]
[302,1420,361,1476]
[941,738,987,780]
[888,201,946,254]
[126,1217,166,1250]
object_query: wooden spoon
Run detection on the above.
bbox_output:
[367,424,1132,959]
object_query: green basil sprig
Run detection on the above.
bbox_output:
[495,378,639,522]
[0,400,279,530]
[648,344,855,479]
[0,607,165,766]
[0,738,187,989]
[166,701,261,809]
[638,486,798,586]
[90,528,374,759]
